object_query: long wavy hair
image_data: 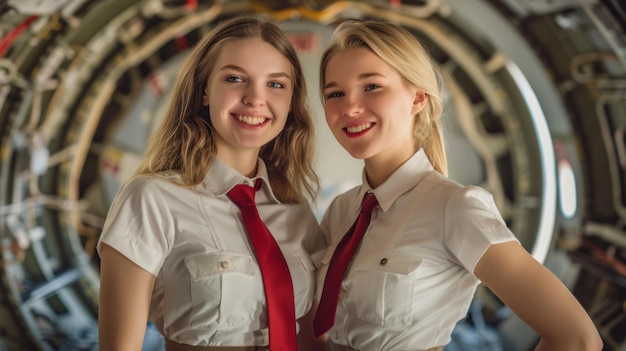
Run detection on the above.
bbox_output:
[136,15,319,203]
[320,20,447,175]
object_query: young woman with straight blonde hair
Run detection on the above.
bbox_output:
[314,19,602,351]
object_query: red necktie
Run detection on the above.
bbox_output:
[314,193,378,337]
[227,179,297,350]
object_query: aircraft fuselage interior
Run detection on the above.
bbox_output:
[0,0,625,350]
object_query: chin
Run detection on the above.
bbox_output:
[345,148,372,160]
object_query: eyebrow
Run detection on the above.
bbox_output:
[219,64,292,80]
[324,72,385,90]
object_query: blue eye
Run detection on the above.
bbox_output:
[268,81,284,88]
[365,84,380,91]
[325,91,344,99]
[227,76,244,83]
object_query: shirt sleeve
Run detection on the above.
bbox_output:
[443,185,519,276]
[97,175,174,276]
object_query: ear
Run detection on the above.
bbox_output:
[202,85,210,106]
[411,91,428,116]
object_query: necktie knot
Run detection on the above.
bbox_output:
[227,179,262,208]
[361,193,378,215]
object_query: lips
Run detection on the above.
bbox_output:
[345,122,373,134]
[233,114,267,126]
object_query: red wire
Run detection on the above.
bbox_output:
[0,15,39,57]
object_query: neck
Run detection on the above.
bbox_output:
[364,151,412,189]
[216,149,259,178]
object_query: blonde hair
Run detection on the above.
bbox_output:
[320,20,447,175]
[137,15,319,203]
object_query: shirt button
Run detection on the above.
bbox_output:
[332,331,339,339]
[380,258,388,265]
[220,260,230,269]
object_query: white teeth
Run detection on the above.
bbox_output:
[237,115,265,125]
[346,123,372,134]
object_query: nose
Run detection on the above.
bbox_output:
[242,84,265,106]
[341,95,363,117]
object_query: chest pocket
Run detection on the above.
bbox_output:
[185,251,260,330]
[347,251,422,328]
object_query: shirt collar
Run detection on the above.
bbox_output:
[362,149,434,212]
[201,157,281,204]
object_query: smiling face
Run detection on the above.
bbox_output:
[323,47,427,170]
[203,38,293,169]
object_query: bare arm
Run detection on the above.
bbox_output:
[297,300,327,351]
[474,241,603,351]
[98,243,156,351]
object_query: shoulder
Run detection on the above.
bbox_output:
[419,170,462,195]
[126,171,185,192]
[326,185,362,212]
[442,183,513,247]
[421,172,495,209]
[112,172,186,208]
[123,172,183,190]
[418,173,506,229]
[320,185,361,228]
[446,185,501,218]
[415,171,469,207]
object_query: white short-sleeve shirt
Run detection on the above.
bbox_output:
[97,158,323,346]
[317,149,518,350]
